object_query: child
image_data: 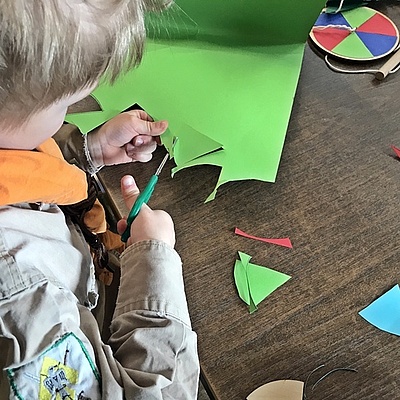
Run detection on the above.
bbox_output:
[0,1,200,399]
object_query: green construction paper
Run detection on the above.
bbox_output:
[234,251,291,314]
[91,41,308,201]
[145,3,199,41]
[333,32,373,58]
[65,109,121,134]
[172,124,223,166]
[65,0,326,200]
[147,0,326,46]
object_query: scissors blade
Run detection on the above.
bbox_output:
[155,137,178,176]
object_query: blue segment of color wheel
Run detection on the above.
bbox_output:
[356,31,398,57]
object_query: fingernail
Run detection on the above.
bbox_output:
[123,175,135,187]
[135,137,143,146]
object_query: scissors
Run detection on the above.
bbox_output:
[121,138,176,243]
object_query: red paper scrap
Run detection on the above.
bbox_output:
[234,227,293,248]
[391,145,400,158]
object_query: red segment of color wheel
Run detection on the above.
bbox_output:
[312,27,351,51]
[357,12,397,36]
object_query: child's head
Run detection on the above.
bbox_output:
[0,0,170,129]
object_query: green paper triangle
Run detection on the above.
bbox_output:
[233,251,291,313]
[249,299,258,314]
[234,259,251,306]
[238,251,252,266]
[173,124,223,166]
[247,262,291,306]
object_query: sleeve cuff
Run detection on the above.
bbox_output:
[83,134,104,176]
[115,240,192,328]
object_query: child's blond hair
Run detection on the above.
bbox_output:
[0,0,170,124]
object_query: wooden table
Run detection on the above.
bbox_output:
[71,3,400,399]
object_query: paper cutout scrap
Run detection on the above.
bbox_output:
[235,227,293,248]
[234,251,291,314]
[359,284,400,336]
[246,366,357,399]
[65,0,326,202]
[171,124,223,167]
[391,145,400,158]
[247,380,304,400]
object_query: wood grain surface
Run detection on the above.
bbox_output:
[69,3,400,399]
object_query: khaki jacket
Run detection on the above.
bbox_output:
[0,126,199,399]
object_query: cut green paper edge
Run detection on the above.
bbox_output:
[64,1,326,201]
[234,251,291,314]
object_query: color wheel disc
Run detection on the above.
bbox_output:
[309,7,399,61]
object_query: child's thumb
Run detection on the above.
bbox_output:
[120,175,140,210]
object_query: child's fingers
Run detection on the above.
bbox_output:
[127,109,154,122]
[125,111,168,136]
[120,175,140,210]
[118,174,154,243]
[131,134,158,148]
[120,174,151,215]
[138,119,168,136]
[116,218,128,236]
[125,138,157,162]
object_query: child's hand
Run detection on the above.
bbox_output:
[117,175,175,248]
[87,110,168,167]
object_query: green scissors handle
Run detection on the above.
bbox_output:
[121,174,159,242]
[120,138,177,243]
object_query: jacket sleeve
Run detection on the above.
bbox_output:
[0,231,199,399]
[53,124,102,175]
[106,240,200,399]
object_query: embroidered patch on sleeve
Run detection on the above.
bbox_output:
[39,356,79,399]
[7,332,101,400]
